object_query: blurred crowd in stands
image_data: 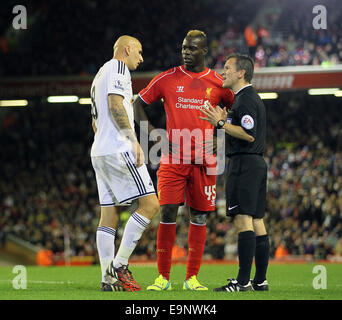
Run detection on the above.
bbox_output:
[1,0,341,78]
[0,0,252,76]
[1,0,342,264]
[210,0,342,69]
[0,93,341,263]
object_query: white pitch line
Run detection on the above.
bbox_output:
[0,280,74,285]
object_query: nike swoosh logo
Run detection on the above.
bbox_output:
[228,205,238,210]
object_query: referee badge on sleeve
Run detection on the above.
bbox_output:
[241,115,254,130]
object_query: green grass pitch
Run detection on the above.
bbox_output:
[0,263,341,300]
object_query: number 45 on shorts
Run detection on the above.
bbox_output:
[204,185,216,206]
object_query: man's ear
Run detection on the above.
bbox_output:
[202,46,208,55]
[124,45,131,56]
[239,69,246,80]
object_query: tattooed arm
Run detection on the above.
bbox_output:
[108,94,145,167]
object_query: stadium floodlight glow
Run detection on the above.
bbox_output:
[47,95,79,103]
[78,98,92,104]
[334,90,342,97]
[308,88,339,95]
[258,92,278,99]
[0,99,28,107]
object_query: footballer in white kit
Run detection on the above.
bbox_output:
[90,58,155,206]
[91,36,160,293]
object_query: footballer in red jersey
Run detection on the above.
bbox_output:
[134,30,234,291]
[139,66,232,165]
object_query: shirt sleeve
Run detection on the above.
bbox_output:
[236,103,257,137]
[138,70,168,104]
[107,61,127,96]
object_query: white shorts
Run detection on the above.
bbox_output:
[91,152,156,206]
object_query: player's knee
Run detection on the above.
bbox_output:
[160,205,178,223]
[234,214,253,233]
[147,199,160,217]
[99,206,120,229]
[190,211,207,225]
[138,196,160,219]
[152,200,160,215]
[253,218,267,236]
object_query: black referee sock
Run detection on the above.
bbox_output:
[236,230,256,286]
[253,234,270,283]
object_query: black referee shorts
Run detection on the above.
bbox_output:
[225,154,267,219]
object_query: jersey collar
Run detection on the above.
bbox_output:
[179,66,210,79]
[235,84,253,95]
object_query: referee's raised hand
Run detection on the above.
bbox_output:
[199,101,227,127]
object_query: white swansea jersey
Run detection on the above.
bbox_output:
[90,59,134,157]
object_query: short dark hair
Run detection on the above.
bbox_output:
[226,53,254,83]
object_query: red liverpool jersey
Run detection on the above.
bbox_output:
[139,66,234,164]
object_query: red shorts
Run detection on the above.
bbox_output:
[157,163,217,212]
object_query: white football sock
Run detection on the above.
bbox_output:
[96,226,116,283]
[113,212,150,268]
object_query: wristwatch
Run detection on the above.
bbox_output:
[216,119,225,129]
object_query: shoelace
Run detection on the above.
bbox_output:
[118,265,139,288]
[124,265,134,280]
[116,266,130,280]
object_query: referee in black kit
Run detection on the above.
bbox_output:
[200,53,269,292]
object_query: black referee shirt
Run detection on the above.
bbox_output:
[225,85,266,157]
